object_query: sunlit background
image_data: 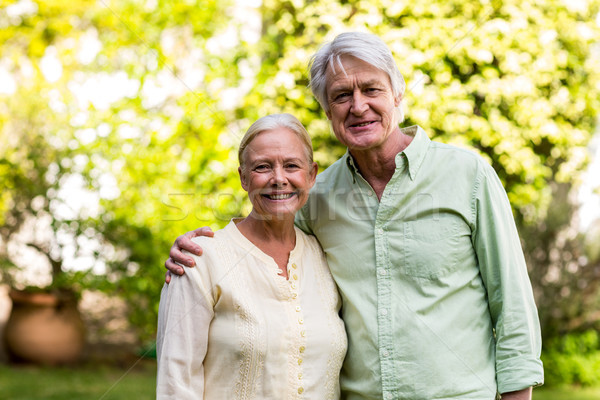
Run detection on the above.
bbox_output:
[1,0,600,398]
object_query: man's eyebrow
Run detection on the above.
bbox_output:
[328,84,351,95]
[360,79,385,87]
[329,79,385,94]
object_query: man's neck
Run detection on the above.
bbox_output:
[349,129,413,199]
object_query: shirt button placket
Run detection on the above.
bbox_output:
[375,218,394,396]
[289,261,305,387]
[289,263,298,300]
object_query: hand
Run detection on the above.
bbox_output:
[164,226,214,283]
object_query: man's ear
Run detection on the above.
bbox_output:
[394,92,402,107]
[238,167,248,191]
[309,162,318,186]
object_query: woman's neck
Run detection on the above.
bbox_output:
[237,212,296,242]
[236,213,297,279]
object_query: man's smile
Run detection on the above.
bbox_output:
[350,121,376,128]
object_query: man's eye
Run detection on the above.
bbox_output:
[335,93,350,100]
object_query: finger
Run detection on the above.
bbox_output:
[175,235,203,256]
[171,245,197,265]
[165,270,171,284]
[165,257,187,274]
[195,226,214,237]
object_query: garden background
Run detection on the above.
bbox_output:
[1,0,600,398]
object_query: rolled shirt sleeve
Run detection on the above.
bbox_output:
[473,162,544,393]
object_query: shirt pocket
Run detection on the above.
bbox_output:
[401,216,468,279]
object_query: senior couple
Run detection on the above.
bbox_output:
[156,32,544,399]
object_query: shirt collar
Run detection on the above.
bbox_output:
[344,151,358,183]
[396,125,430,180]
[343,125,430,181]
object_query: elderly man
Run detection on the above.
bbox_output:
[165,32,544,399]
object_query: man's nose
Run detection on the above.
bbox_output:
[350,91,368,114]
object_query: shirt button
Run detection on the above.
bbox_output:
[383,349,390,357]
[298,387,304,394]
[299,346,305,353]
[291,293,297,299]
[298,358,303,365]
[295,306,301,312]
[293,274,298,280]
[378,268,386,275]
[298,372,303,379]
[367,191,373,197]
[384,392,392,399]
[300,330,306,337]
[380,309,388,316]
[377,228,384,235]
[298,318,304,324]
[291,283,297,289]
[292,263,297,269]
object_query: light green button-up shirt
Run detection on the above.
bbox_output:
[296,125,543,400]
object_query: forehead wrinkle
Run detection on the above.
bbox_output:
[243,140,308,165]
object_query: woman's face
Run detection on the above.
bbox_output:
[239,128,317,221]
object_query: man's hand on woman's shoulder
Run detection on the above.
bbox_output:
[164,226,214,283]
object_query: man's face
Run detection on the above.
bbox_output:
[325,55,401,152]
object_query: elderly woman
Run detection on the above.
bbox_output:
[156,113,347,399]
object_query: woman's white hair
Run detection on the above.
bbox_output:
[309,31,406,123]
[238,113,313,170]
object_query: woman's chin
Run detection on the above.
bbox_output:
[250,209,298,222]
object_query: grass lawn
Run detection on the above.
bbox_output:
[1,360,600,399]
[0,360,156,400]
[534,386,600,400]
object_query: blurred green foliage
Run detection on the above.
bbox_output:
[1,0,599,344]
[542,330,600,387]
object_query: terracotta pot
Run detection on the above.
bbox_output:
[4,289,86,364]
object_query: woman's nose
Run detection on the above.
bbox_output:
[271,166,286,185]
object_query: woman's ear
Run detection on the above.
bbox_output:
[238,167,248,191]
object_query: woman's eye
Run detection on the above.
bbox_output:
[254,165,269,171]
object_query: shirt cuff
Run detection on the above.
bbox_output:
[496,356,544,394]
